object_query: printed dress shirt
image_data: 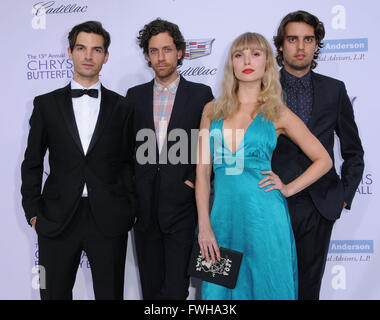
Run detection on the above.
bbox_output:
[153,76,180,153]
[281,68,313,124]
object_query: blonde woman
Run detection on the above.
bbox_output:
[195,32,332,300]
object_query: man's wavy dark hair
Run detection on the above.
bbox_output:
[137,18,186,67]
[68,21,110,54]
[273,10,325,69]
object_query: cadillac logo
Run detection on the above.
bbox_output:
[184,39,215,60]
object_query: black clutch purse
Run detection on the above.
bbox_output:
[187,241,243,289]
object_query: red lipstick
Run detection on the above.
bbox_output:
[243,68,254,74]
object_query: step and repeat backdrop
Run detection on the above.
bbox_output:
[0,0,378,299]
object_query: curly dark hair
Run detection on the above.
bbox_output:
[273,10,325,69]
[68,21,110,54]
[137,18,186,67]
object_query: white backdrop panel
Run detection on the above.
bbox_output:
[0,0,378,299]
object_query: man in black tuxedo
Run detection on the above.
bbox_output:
[21,21,135,300]
[272,11,364,299]
[126,18,213,299]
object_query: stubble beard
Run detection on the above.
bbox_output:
[74,60,102,83]
[153,64,178,82]
[284,57,312,72]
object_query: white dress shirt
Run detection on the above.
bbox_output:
[71,80,101,197]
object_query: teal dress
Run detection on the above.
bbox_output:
[202,113,298,300]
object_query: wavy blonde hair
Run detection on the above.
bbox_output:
[209,32,284,122]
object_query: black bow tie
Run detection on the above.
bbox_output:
[71,89,99,98]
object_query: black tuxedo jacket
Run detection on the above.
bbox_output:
[272,71,364,221]
[21,84,136,237]
[126,76,214,232]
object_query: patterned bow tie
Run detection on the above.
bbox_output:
[71,89,99,98]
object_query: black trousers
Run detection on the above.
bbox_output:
[37,198,128,300]
[287,193,335,300]
[134,219,195,300]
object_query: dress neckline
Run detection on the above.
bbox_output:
[221,112,261,155]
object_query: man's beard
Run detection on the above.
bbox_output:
[153,64,177,80]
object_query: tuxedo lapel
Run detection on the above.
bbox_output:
[58,84,85,155]
[86,85,114,155]
[167,76,188,133]
[145,80,155,133]
[142,80,159,157]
